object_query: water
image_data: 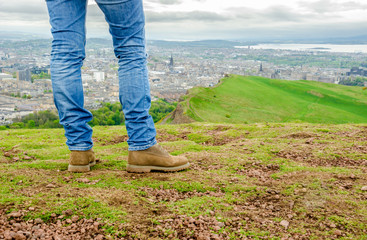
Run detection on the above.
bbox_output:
[235,44,367,53]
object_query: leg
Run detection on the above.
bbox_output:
[96,0,157,151]
[46,0,93,151]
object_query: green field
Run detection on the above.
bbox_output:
[1,123,367,239]
[178,75,367,124]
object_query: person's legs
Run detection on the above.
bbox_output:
[95,0,189,173]
[95,0,157,151]
[46,0,93,151]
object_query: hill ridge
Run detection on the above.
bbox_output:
[167,75,367,124]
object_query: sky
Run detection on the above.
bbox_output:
[0,0,367,41]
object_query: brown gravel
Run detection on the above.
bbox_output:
[0,209,106,240]
[140,187,224,203]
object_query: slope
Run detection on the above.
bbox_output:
[175,75,367,124]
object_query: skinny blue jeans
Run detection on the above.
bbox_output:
[46,0,157,151]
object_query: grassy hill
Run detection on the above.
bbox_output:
[172,75,367,124]
[1,123,367,239]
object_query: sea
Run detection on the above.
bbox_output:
[235,44,367,53]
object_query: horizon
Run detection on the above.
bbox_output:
[1,30,367,44]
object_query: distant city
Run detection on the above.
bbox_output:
[0,38,367,125]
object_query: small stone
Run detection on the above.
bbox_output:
[63,209,73,216]
[71,215,79,222]
[13,157,20,161]
[66,219,72,224]
[8,212,22,218]
[217,222,225,227]
[334,229,342,236]
[3,230,11,240]
[23,232,31,237]
[46,184,56,188]
[280,220,289,229]
[4,152,11,157]
[361,186,367,191]
[301,188,307,193]
[329,223,337,228]
[34,218,43,224]
[28,207,35,211]
[23,156,32,160]
[13,233,26,240]
[76,178,90,183]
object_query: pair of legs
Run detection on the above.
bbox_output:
[46,0,157,151]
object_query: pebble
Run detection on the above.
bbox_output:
[23,156,32,160]
[329,223,337,228]
[217,222,225,228]
[34,218,43,224]
[71,216,79,222]
[8,212,22,218]
[76,178,90,183]
[4,152,11,157]
[334,229,343,236]
[361,186,367,191]
[13,233,26,240]
[280,220,290,229]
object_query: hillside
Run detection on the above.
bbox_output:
[168,75,367,124]
[0,123,367,239]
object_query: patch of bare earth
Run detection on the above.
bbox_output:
[236,161,280,184]
[276,140,367,167]
[157,125,248,146]
[96,135,128,146]
[0,146,35,164]
[140,187,224,203]
[0,208,106,240]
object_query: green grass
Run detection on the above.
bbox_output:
[177,75,367,124]
[0,123,366,239]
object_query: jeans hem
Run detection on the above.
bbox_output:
[68,144,94,151]
[128,139,157,151]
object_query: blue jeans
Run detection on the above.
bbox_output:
[46,0,157,151]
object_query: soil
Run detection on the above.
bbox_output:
[1,124,367,239]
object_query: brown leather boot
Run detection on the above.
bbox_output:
[127,144,189,173]
[68,149,96,172]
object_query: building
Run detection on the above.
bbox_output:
[0,73,12,80]
[347,67,367,77]
[93,71,105,82]
[16,69,31,82]
[31,66,50,75]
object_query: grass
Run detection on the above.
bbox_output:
[175,75,367,124]
[0,122,367,239]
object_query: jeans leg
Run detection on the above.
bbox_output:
[46,0,93,151]
[96,0,157,151]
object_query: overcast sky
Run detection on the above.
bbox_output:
[0,0,366,40]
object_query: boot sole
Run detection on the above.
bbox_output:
[68,164,90,172]
[126,163,190,173]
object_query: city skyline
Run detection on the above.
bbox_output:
[0,0,367,41]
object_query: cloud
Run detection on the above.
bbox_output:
[145,10,229,22]
[148,0,205,5]
[0,0,366,40]
[298,0,367,14]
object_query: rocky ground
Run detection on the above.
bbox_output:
[0,123,367,239]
